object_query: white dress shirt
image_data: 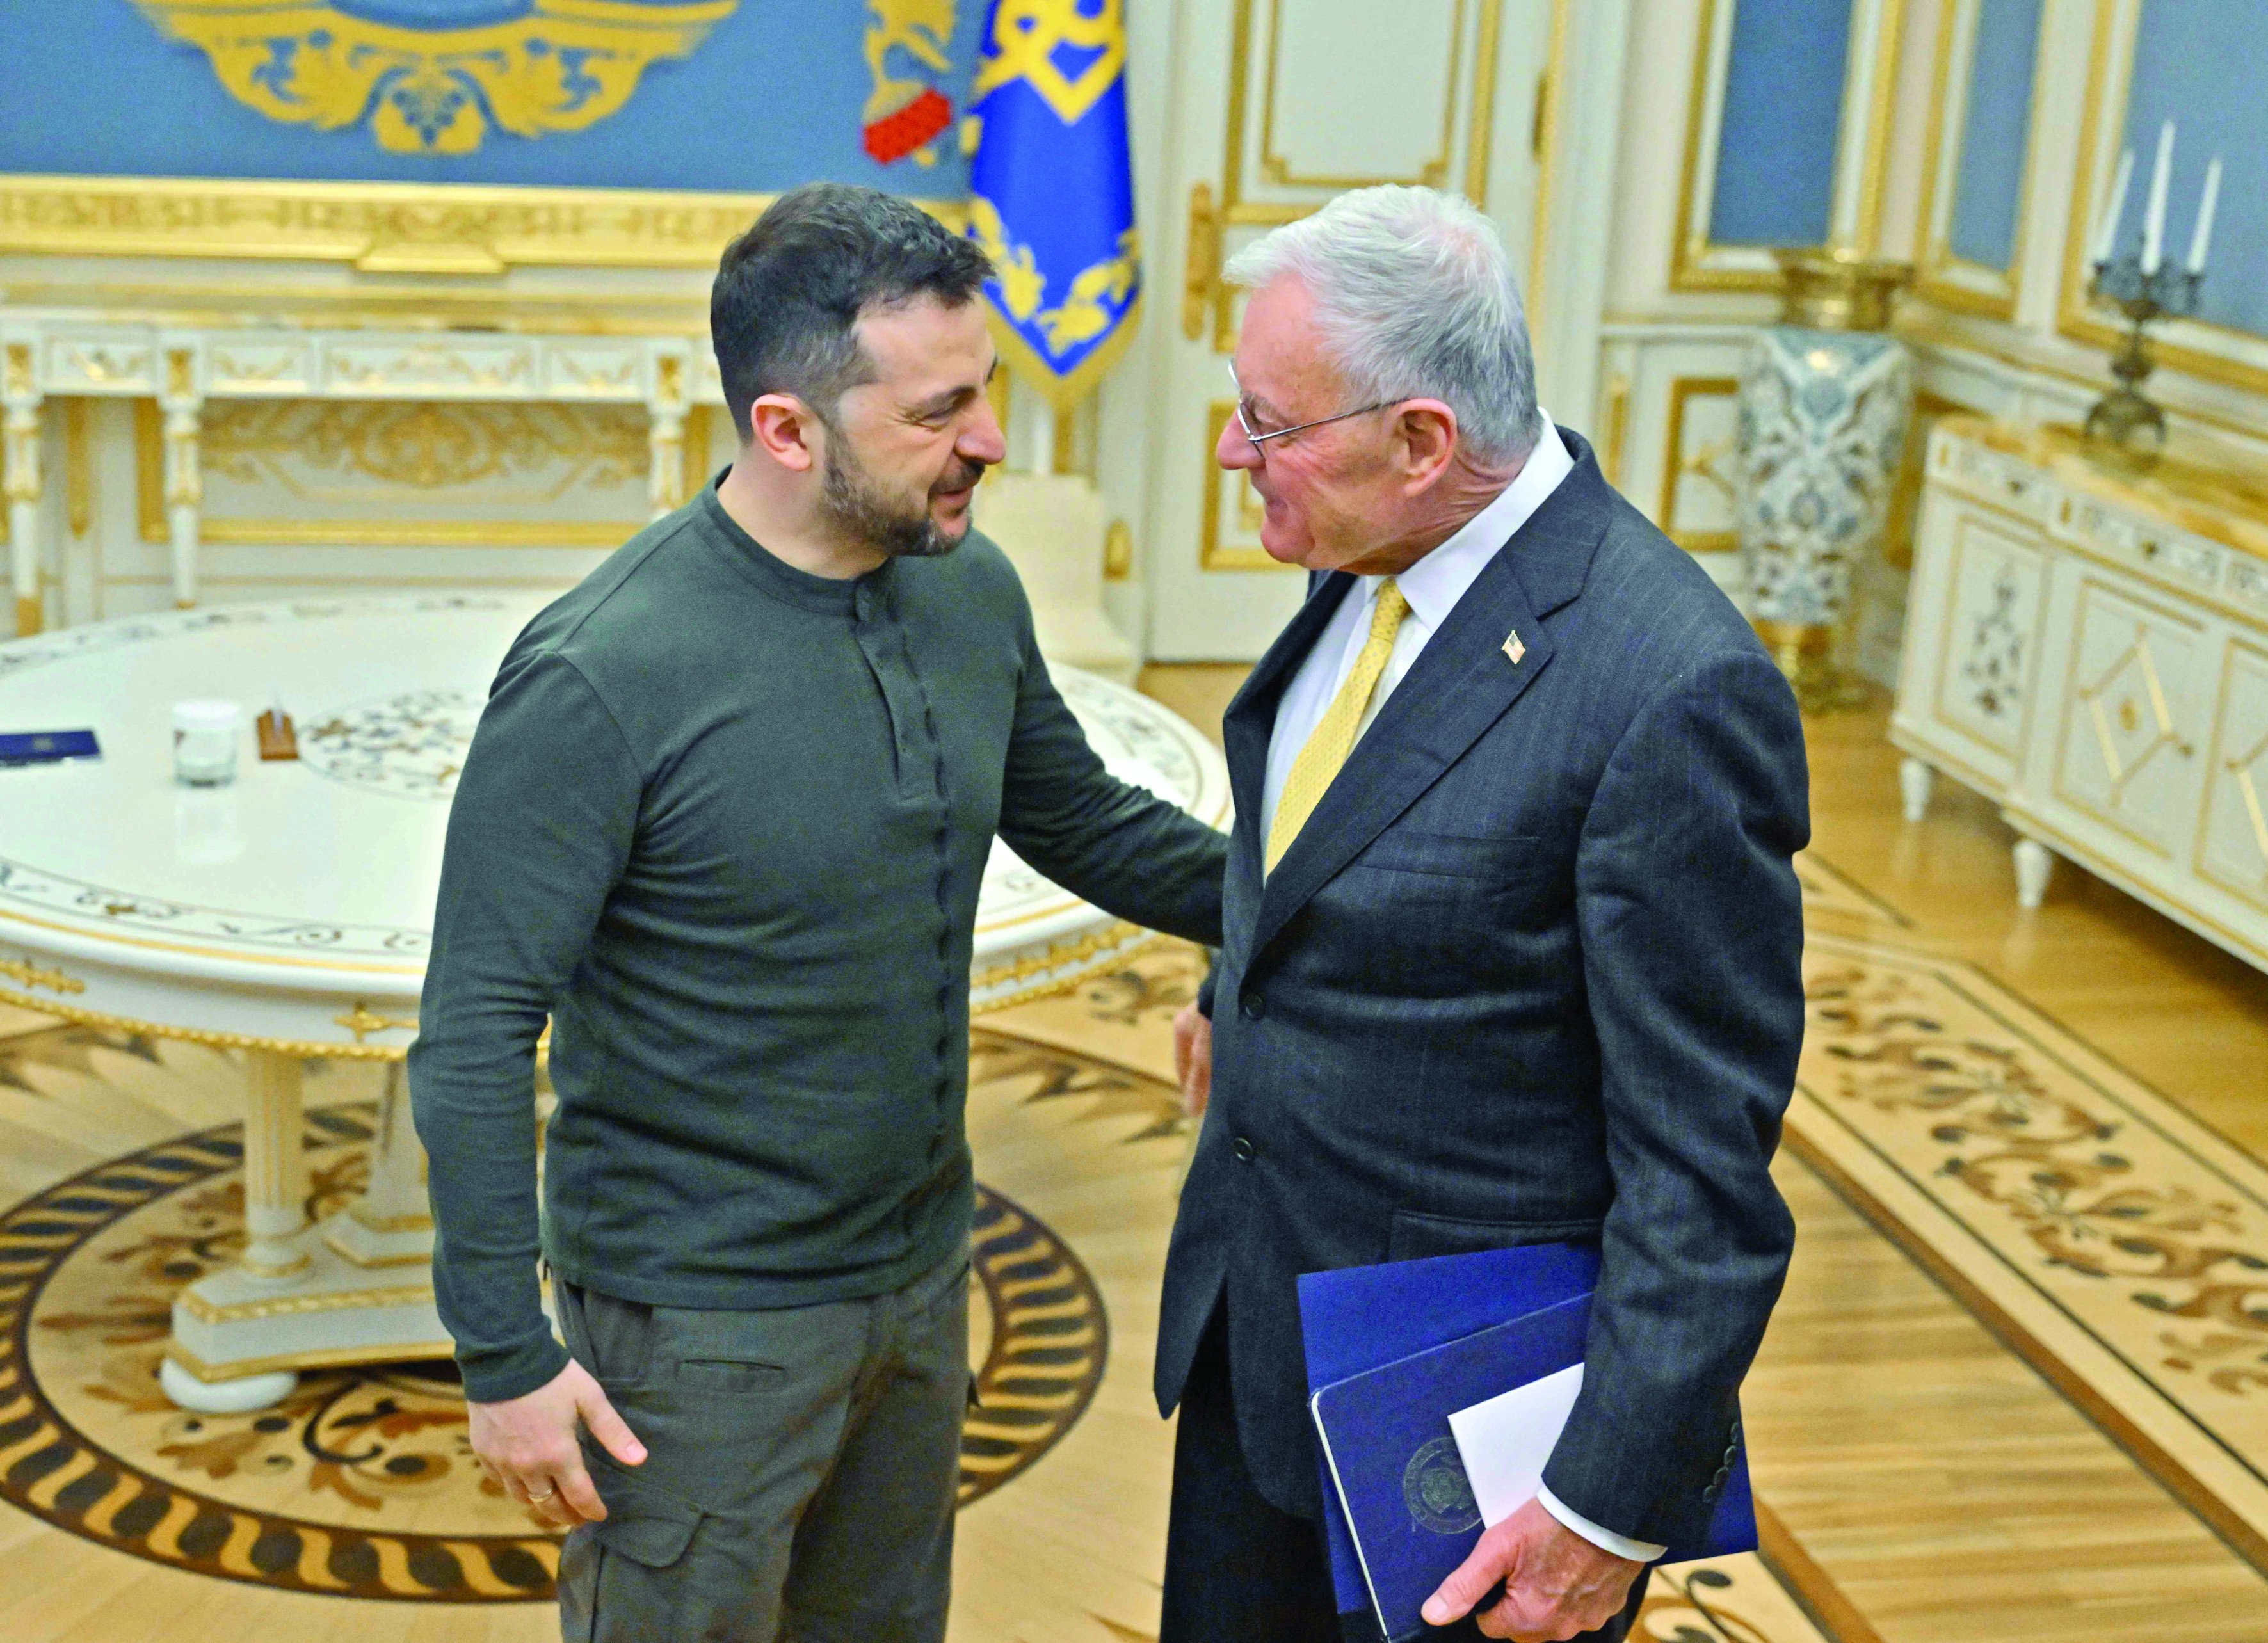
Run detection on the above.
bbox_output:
[1259,415,1669,1565]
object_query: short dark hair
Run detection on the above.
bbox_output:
[711,183,992,442]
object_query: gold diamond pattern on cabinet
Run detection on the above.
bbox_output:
[2054,579,2207,856]
[2199,639,2268,910]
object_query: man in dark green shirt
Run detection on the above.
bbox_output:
[408,185,1225,1643]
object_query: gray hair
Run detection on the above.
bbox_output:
[1224,185,1538,465]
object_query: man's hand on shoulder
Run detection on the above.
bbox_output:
[1173,1001,1212,1119]
[467,1359,645,1527]
[1422,1495,1645,1640]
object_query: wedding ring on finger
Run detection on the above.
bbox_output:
[525,1485,556,1503]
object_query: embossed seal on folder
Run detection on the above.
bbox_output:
[1401,1435,1482,1535]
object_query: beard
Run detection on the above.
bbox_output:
[817,433,986,561]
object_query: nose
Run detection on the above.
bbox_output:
[962,401,1008,467]
[1217,413,1260,472]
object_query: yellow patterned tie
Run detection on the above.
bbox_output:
[1266,579,1410,873]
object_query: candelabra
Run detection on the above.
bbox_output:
[2084,255,2203,450]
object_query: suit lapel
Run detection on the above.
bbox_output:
[1221,572,1356,879]
[1246,437,1613,966]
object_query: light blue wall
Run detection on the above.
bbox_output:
[1707,0,1851,249]
[1946,0,2042,271]
[2118,0,2268,336]
[0,0,986,196]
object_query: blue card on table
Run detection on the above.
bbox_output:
[0,729,100,768]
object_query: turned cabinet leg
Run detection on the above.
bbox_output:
[2013,837,2054,909]
[1899,757,1933,822]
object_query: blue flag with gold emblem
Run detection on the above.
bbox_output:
[965,0,1141,408]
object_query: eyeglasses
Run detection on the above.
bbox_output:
[1228,364,1397,453]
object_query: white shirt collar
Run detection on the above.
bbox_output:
[1356,415,1574,629]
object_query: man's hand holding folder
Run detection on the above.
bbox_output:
[1420,1495,1643,1639]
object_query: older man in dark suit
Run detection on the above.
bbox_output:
[1155,185,1810,1643]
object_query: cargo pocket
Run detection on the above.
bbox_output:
[559,1480,703,1643]
[584,1451,702,1567]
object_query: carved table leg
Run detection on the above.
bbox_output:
[1899,757,1933,822]
[161,1049,310,1411]
[321,1061,434,1267]
[2013,837,2054,909]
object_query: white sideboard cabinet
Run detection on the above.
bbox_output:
[1891,416,2268,974]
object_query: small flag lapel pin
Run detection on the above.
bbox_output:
[1502,629,1526,666]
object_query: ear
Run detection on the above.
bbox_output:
[748,394,820,474]
[1392,399,1460,495]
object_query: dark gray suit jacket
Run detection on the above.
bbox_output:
[1154,429,1808,1550]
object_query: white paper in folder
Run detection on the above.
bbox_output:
[1445,1361,1586,1527]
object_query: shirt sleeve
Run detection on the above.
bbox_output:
[1536,1485,1667,1564]
[995,605,1226,949]
[408,648,641,1404]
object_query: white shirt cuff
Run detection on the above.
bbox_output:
[1535,1485,1668,1563]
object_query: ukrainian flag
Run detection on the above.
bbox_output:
[965,0,1141,408]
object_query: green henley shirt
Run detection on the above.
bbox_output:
[409,485,1226,1402]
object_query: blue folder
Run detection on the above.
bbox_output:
[1298,1246,1755,1640]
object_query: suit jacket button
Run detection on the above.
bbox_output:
[1232,1135,1257,1162]
[1239,991,1266,1020]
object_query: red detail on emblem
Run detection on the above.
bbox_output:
[863,88,953,164]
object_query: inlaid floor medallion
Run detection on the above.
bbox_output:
[0,1093,1106,1603]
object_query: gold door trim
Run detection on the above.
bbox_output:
[1257,0,1467,190]
[1202,0,1505,351]
[1200,401,1296,572]
[1658,376,1742,554]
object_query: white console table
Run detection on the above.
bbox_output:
[1892,416,2268,972]
[2,317,724,636]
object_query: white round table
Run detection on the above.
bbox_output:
[0,596,1227,1407]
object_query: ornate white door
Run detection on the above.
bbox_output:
[1142,0,1557,660]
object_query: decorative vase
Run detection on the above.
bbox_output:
[1735,250,1915,710]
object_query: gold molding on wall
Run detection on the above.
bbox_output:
[2055,0,2268,397]
[1658,374,1741,554]
[1853,0,1910,257]
[1911,0,2041,321]
[1670,0,1905,293]
[0,175,960,275]
[1670,0,1776,293]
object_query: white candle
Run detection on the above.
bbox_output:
[2187,155,2223,273]
[2141,120,2174,274]
[2092,148,2134,264]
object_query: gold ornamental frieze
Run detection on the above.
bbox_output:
[201,399,648,493]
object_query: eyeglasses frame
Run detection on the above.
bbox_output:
[1228,363,1400,453]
